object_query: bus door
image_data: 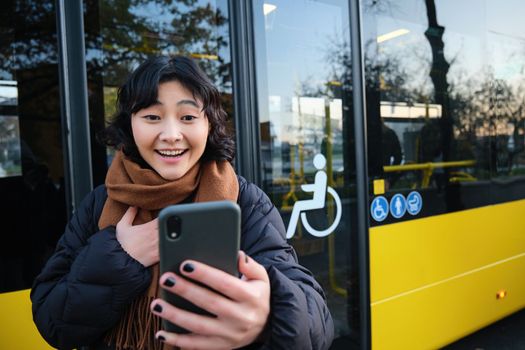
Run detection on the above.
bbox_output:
[0,1,67,348]
[251,1,364,348]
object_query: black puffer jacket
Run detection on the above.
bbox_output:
[31,176,334,349]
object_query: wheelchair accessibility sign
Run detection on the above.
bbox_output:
[371,191,423,221]
[370,196,388,222]
[286,154,342,239]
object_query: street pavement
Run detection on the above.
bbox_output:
[443,308,525,350]
[329,308,525,349]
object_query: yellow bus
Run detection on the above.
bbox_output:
[1,0,525,349]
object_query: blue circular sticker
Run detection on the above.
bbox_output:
[406,191,423,215]
[371,196,389,222]
[389,194,407,219]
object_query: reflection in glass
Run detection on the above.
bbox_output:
[364,2,525,347]
[84,0,232,183]
[0,115,22,178]
[364,0,525,220]
[0,0,67,293]
[253,0,358,345]
[0,81,22,177]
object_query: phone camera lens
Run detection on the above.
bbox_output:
[167,216,181,240]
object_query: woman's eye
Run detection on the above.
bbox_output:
[181,115,196,121]
[143,115,160,121]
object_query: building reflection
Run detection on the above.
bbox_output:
[360,0,525,203]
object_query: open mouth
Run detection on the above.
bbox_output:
[155,149,188,158]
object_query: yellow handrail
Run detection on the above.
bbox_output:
[324,102,347,297]
[383,160,476,188]
[383,160,476,172]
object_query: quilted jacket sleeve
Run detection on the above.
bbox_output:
[238,178,334,350]
[30,186,151,349]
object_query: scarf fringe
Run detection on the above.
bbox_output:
[105,293,162,350]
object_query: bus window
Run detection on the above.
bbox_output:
[364,0,525,222]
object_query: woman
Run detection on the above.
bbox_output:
[31,56,334,350]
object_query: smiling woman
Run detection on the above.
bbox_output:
[29,56,334,350]
[100,56,235,174]
[131,80,210,181]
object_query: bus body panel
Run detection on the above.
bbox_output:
[370,199,525,349]
[0,289,53,349]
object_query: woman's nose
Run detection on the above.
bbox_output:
[159,121,183,142]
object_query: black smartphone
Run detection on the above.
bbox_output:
[158,200,241,333]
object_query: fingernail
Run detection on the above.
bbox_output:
[245,253,249,264]
[163,277,175,287]
[182,263,194,273]
[153,304,163,313]
[157,334,165,342]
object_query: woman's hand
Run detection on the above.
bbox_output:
[151,251,270,350]
[116,206,159,267]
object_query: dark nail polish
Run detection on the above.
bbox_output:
[245,253,249,264]
[163,277,175,287]
[157,335,166,342]
[153,304,163,313]
[182,262,194,273]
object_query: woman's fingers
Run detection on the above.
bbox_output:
[155,331,230,350]
[115,207,159,267]
[158,273,238,319]
[237,251,269,283]
[155,257,271,348]
[144,217,159,229]
[176,258,264,302]
[117,206,137,228]
[150,298,233,339]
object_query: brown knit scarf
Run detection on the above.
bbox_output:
[98,150,239,350]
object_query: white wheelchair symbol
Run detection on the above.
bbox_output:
[371,196,388,221]
[286,154,342,239]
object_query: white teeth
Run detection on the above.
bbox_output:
[158,150,185,156]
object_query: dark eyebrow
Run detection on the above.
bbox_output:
[176,99,200,108]
[150,99,200,108]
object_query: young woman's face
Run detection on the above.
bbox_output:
[131,80,209,180]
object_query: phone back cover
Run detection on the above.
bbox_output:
[158,200,241,333]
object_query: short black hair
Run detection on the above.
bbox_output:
[99,56,235,166]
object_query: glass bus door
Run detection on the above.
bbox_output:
[252,1,361,348]
[0,1,67,348]
[0,0,67,297]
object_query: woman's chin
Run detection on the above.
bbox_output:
[158,170,186,181]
